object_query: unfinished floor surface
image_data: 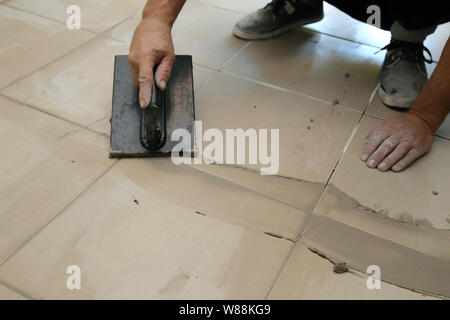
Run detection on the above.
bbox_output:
[0,0,449,299]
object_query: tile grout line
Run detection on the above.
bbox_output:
[263,241,297,300]
[4,2,81,29]
[0,160,118,269]
[0,93,109,138]
[184,164,314,220]
[0,32,98,91]
[0,279,35,300]
[4,2,115,35]
[263,178,326,299]
[263,85,381,298]
[219,69,364,114]
[218,41,252,70]
[2,0,134,35]
[3,1,441,64]
[0,4,142,91]
[220,70,332,105]
[323,84,378,187]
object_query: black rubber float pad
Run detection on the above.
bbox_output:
[110,55,195,157]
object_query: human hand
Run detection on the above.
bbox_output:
[129,18,175,108]
[361,112,434,172]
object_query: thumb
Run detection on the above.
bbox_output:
[138,61,154,108]
[155,54,175,90]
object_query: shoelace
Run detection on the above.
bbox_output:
[265,0,289,15]
[378,40,433,64]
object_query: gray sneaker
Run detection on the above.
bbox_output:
[232,0,324,40]
[378,39,433,108]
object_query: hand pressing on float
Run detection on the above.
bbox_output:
[129,19,175,108]
[128,0,186,108]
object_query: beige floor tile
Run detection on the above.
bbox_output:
[192,0,268,14]
[0,283,25,300]
[193,64,219,90]
[87,117,110,136]
[0,5,94,89]
[366,62,450,140]
[196,1,449,62]
[223,29,383,111]
[7,0,146,33]
[314,115,450,260]
[424,24,450,62]
[306,3,449,61]
[195,72,361,183]
[188,162,323,213]
[2,37,129,127]
[105,1,249,69]
[102,11,140,43]
[269,242,437,299]
[306,2,390,48]
[0,96,113,264]
[98,159,307,239]
[0,158,292,299]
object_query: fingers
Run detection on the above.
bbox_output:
[376,142,410,171]
[154,54,175,90]
[128,56,139,88]
[366,137,399,168]
[391,148,422,172]
[138,61,155,108]
[361,131,389,162]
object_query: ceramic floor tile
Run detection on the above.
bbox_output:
[223,29,383,111]
[366,63,450,140]
[87,63,218,136]
[0,158,293,299]
[268,242,437,299]
[424,24,450,62]
[192,64,219,91]
[195,72,361,183]
[306,2,391,48]
[105,1,249,69]
[306,3,448,62]
[188,162,323,213]
[2,37,129,127]
[191,0,268,14]
[90,159,307,239]
[0,96,113,264]
[314,115,450,261]
[0,283,25,300]
[0,5,94,89]
[7,0,146,33]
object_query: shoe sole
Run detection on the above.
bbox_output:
[377,85,414,109]
[232,13,324,40]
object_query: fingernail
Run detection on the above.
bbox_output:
[378,162,386,170]
[159,80,166,90]
[368,159,376,168]
[140,98,147,108]
[361,153,368,161]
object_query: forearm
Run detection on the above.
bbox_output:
[410,38,450,133]
[142,0,186,26]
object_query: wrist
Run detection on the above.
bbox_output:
[140,15,173,28]
[407,109,437,133]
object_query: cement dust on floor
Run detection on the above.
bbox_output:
[1,0,449,299]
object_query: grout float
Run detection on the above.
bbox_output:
[171,121,279,175]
